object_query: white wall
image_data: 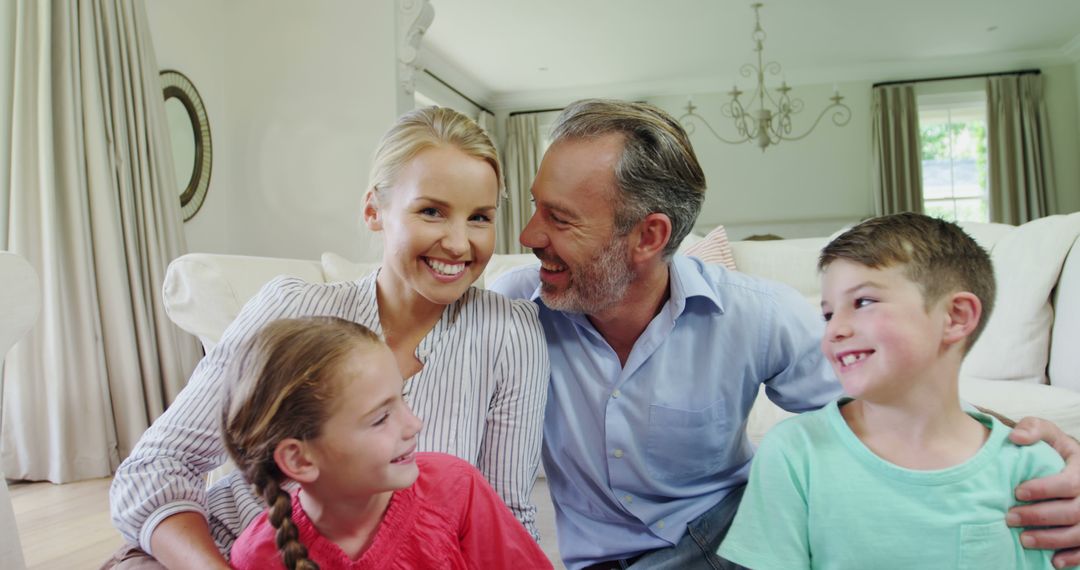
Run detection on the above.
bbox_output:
[146,1,399,261]
[1076,60,1080,129]
[145,4,1079,254]
[647,67,1080,240]
[650,81,873,240]
[145,0,229,255]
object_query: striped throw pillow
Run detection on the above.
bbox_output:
[682,225,736,270]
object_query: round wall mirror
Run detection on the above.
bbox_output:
[161,70,212,221]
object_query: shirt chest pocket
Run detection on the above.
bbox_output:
[645,400,731,481]
[958,521,1016,570]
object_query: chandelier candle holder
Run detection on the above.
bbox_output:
[680,3,851,151]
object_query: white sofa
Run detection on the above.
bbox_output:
[162,215,1080,442]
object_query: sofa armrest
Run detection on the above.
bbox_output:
[163,253,324,351]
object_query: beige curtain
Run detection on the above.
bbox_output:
[476,109,495,135]
[986,74,1057,224]
[1,0,14,247]
[498,114,543,254]
[872,84,923,215]
[2,0,202,482]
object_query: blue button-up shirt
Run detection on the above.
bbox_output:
[490,256,840,569]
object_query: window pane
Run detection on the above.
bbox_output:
[954,198,988,223]
[917,95,989,223]
[924,200,957,222]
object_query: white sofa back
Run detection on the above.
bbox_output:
[161,216,1080,439]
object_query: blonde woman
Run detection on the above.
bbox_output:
[107,107,549,569]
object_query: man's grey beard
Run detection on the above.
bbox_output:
[539,236,635,315]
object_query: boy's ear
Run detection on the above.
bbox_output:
[363,191,382,232]
[942,292,982,347]
[274,438,320,484]
[629,212,672,265]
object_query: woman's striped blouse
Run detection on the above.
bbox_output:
[109,270,550,554]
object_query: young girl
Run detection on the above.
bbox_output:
[223,316,551,570]
[110,107,549,568]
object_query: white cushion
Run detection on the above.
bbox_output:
[962,214,1080,384]
[320,251,379,283]
[729,237,829,308]
[958,221,1017,250]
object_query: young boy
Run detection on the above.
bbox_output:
[718,213,1062,569]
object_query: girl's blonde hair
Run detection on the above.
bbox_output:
[222,316,382,570]
[366,106,504,205]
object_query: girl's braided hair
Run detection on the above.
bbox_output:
[222,316,381,570]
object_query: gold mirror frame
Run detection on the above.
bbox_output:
[161,69,212,222]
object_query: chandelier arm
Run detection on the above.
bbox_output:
[762,61,782,79]
[722,98,760,139]
[774,101,852,142]
[678,112,754,145]
[760,84,786,109]
[739,63,757,81]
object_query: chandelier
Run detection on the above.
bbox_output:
[680,3,851,151]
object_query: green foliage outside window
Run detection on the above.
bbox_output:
[920,121,988,190]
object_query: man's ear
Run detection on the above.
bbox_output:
[630,212,672,265]
[942,291,982,347]
[363,191,382,232]
[274,438,320,484]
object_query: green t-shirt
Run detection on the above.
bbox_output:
[719,400,1062,569]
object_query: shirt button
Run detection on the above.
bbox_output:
[612,389,621,398]
[613,449,624,458]
[624,495,633,503]
[658,520,665,529]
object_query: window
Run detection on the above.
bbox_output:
[918,92,989,223]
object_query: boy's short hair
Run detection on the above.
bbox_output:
[818,213,996,349]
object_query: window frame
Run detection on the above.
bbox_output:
[916,90,990,223]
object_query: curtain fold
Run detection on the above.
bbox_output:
[475,109,495,135]
[2,0,202,482]
[498,114,542,255]
[872,84,923,216]
[986,74,1057,224]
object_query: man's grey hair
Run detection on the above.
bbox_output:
[550,99,707,258]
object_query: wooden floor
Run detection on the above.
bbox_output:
[7,476,563,569]
[9,477,123,569]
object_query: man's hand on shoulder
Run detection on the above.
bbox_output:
[1008,416,1080,569]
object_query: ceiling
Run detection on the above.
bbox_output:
[420,0,1080,110]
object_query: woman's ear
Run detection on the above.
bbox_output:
[630,212,672,265]
[274,438,319,484]
[363,191,382,231]
[942,291,982,347]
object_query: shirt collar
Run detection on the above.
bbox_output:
[669,255,724,315]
